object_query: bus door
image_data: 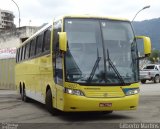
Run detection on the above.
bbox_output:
[54,28,64,110]
[55,51,64,110]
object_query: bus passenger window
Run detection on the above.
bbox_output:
[25,42,30,59]
[22,46,26,60]
[43,28,51,52]
[30,39,36,57]
[16,49,19,62]
[36,34,43,55]
[20,47,24,61]
[18,48,21,62]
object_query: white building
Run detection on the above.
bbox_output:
[0,26,40,59]
[0,9,15,31]
[0,26,39,89]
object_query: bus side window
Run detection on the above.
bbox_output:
[53,28,63,86]
[20,47,24,61]
[43,27,51,53]
[30,39,36,57]
[36,33,43,55]
[16,49,19,63]
[25,42,30,59]
[22,45,26,61]
[18,48,21,62]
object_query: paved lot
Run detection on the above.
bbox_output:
[0,82,160,128]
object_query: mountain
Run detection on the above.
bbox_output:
[133,18,160,50]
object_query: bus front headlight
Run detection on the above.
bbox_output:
[64,88,85,96]
[123,88,140,96]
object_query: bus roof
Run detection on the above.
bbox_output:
[61,15,129,22]
[17,15,130,48]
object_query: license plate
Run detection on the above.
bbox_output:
[99,103,112,107]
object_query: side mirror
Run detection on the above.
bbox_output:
[59,32,67,52]
[136,36,151,58]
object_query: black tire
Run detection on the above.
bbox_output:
[22,86,30,102]
[141,80,146,84]
[102,111,113,114]
[154,75,159,83]
[19,86,23,101]
[45,89,58,115]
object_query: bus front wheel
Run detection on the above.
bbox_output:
[141,80,146,84]
[102,111,113,115]
[45,89,58,115]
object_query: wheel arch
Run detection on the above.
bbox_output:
[45,84,56,106]
[155,74,160,77]
[46,85,51,93]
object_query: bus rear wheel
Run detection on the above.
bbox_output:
[19,85,23,100]
[22,86,30,102]
[45,89,58,115]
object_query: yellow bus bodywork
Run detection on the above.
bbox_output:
[15,15,140,112]
[15,55,139,112]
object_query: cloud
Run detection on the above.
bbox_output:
[0,0,159,26]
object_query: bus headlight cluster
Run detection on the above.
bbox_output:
[64,88,85,96]
[123,88,140,96]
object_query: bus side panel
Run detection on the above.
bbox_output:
[15,54,56,104]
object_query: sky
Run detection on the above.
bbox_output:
[0,0,159,27]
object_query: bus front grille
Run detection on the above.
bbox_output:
[84,91,125,98]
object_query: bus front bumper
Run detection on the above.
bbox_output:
[63,94,139,112]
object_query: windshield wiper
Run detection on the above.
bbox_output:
[106,49,125,85]
[87,48,101,83]
[87,57,101,82]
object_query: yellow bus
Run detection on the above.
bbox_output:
[15,15,151,114]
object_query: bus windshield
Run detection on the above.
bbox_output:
[64,18,138,85]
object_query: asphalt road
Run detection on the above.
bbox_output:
[0,82,160,129]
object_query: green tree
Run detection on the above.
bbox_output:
[148,50,160,63]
